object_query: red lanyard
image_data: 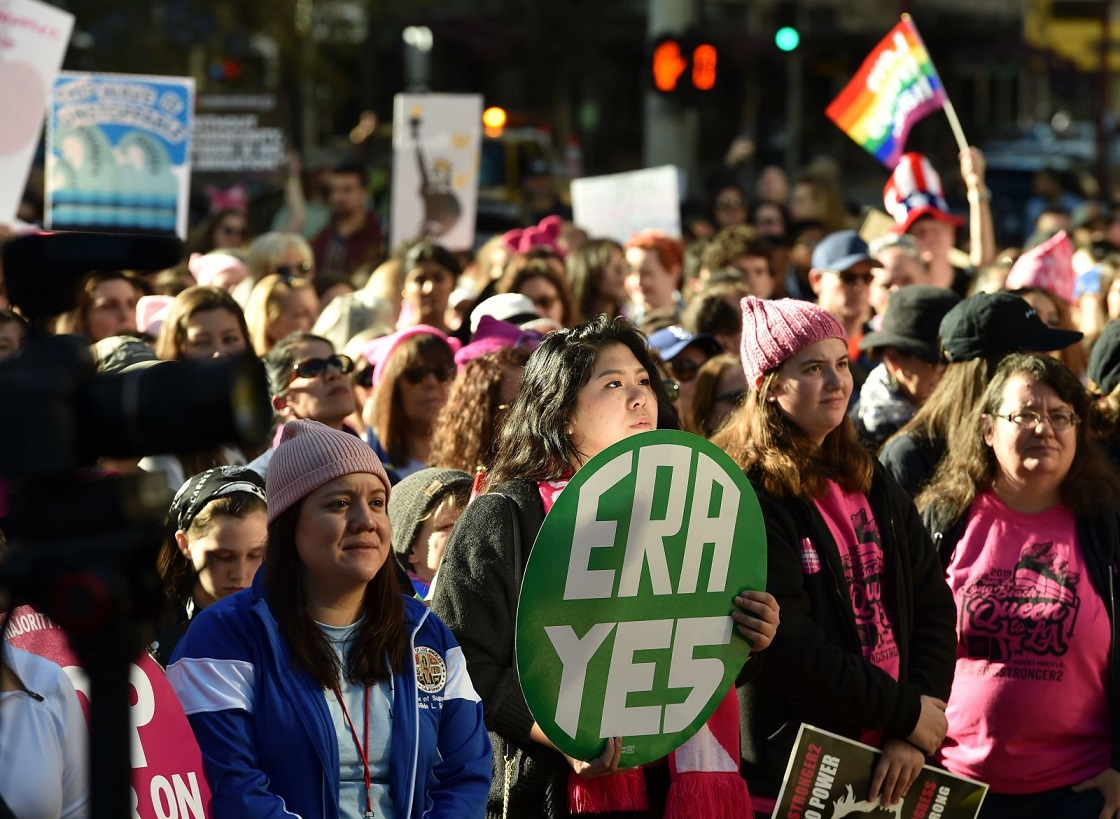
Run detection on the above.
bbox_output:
[333,685,375,819]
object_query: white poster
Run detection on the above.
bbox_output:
[570,165,681,244]
[390,93,482,252]
[0,0,75,223]
[573,165,676,243]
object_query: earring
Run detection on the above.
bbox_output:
[887,373,901,393]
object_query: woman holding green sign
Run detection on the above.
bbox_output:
[432,314,780,819]
[712,297,957,817]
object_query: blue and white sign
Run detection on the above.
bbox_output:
[46,72,195,238]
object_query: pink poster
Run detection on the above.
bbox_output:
[4,605,212,819]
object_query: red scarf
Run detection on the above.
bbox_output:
[537,479,754,818]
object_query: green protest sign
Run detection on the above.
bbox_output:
[515,429,766,766]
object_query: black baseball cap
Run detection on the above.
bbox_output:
[1089,319,1120,394]
[938,292,1083,363]
[859,286,961,363]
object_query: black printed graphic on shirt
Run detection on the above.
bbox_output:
[958,541,1080,664]
[839,508,896,662]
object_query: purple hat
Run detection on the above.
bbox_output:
[739,296,847,388]
[360,325,459,389]
[266,419,390,524]
[455,315,542,366]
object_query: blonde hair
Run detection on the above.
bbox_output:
[244,273,316,355]
[245,232,314,282]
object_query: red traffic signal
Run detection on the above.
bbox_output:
[650,34,719,96]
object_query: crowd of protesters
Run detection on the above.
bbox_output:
[2,134,1120,819]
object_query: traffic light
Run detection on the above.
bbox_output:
[649,33,719,97]
[774,26,800,52]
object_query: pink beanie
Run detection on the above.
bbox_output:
[740,296,847,388]
[360,325,460,389]
[1004,230,1075,304]
[266,419,390,524]
[188,252,250,289]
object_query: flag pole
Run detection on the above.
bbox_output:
[903,14,970,152]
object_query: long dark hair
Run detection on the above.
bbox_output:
[155,285,254,361]
[917,353,1120,522]
[711,368,876,499]
[264,499,408,688]
[486,314,680,486]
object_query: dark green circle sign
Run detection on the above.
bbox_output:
[515,430,766,766]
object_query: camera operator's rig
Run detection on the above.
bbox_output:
[0,232,273,819]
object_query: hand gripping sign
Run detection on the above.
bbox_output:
[515,430,766,766]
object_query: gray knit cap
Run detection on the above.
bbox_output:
[388,467,472,561]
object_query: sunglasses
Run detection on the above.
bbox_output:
[291,354,354,381]
[662,376,680,403]
[668,357,703,383]
[219,224,248,238]
[402,364,457,384]
[353,366,374,389]
[834,271,874,286]
[276,261,314,280]
[530,294,558,312]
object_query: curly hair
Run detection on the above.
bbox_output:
[711,368,875,499]
[700,225,772,272]
[428,346,532,473]
[486,315,680,486]
[917,353,1120,522]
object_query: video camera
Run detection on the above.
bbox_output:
[0,231,272,819]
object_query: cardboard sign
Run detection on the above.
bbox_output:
[192,93,285,176]
[390,93,482,252]
[0,0,74,223]
[46,71,195,238]
[516,430,766,766]
[773,724,987,819]
[4,606,213,819]
[570,165,681,244]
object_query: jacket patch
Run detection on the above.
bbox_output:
[414,646,447,693]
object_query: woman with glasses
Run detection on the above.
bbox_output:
[647,325,722,428]
[189,207,251,255]
[361,326,457,479]
[689,353,747,438]
[248,332,361,478]
[499,252,578,329]
[245,231,317,283]
[244,272,321,356]
[917,353,1120,819]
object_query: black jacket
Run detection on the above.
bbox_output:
[924,502,1120,774]
[878,431,944,499]
[738,466,957,800]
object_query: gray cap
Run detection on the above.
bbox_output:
[388,467,473,565]
[91,335,159,374]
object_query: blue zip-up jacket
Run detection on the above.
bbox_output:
[166,573,491,819]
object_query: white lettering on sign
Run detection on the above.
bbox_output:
[601,619,673,736]
[565,451,630,600]
[65,663,157,768]
[678,453,739,594]
[564,446,739,600]
[545,623,615,738]
[150,773,205,819]
[618,445,688,597]
[545,617,736,739]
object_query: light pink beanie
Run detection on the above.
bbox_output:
[740,296,847,388]
[266,419,391,524]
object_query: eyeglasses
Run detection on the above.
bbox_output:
[997,410,1079,431]
[716,196,745,210]
[835,271,874,286]
[662,376,680,403]
[668,357,703,383]
[276,261,314,279]
[291,354,354,381]
[219,224,248,238]
[714,389,747,406]
[530,294,558,312]
[402,364,457,384]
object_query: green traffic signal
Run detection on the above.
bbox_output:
[775,26,800,52]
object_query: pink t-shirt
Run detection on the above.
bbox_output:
[940,491,1112,793]
[813,480,900,745]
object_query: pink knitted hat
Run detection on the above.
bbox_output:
[1004,230,1075,304]
[266,419,390,524]
[740,296,848,388]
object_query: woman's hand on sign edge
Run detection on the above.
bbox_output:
[565,737,624,779]
[1071,766,1120,819]
[732,590,779,651]
[869,737,924,807]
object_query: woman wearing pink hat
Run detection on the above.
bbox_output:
[167,419,491,818]
[712,297,956,817]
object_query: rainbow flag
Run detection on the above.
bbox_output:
[825,18,946,168]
